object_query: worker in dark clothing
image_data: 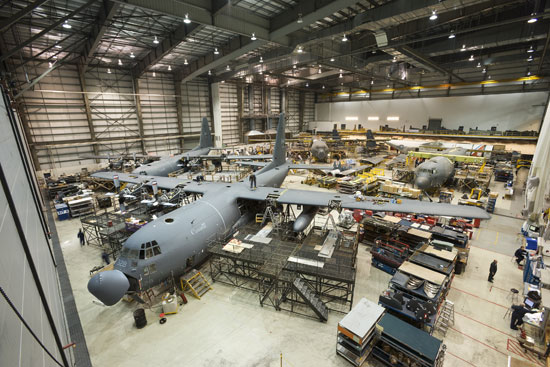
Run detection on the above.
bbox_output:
[514,246,527,265]
[249,173,257,189]
[118,194,126,213]
[77,229,85,246]
[488,259,498,282]
[510,304,537,330]
[101,250,110,265]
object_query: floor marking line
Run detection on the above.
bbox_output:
[476,228,482,240]
[454,311,516,338]
[449,327,507,356]
[494,231,499,245]
[507,338,545,366]
[446,351,478,367]
[451,287,508,309]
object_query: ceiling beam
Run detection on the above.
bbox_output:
[132,22,200,78]
[80,0,120,72]
[398,45,464,81]
[0,0,50,33]
[0,0,96,63]
[178,0,360,83]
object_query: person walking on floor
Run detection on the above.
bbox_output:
[249,173,257,189]
[101,250,110,265]
[77,229,85,246]
[488,259,498,282]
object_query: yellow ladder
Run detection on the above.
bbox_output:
[180,269,213,300]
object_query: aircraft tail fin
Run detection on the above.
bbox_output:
[270,113,286,166]
[366,130,376,148]
[199,117,213,149]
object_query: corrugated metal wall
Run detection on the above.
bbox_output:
[0,90,73,367]
[14,64,313,169]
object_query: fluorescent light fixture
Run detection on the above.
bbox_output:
[153,71,156,77]
[153,36,159,44]
[62,20,71,29]
[184,13,191,24]
[168,65,172,71]
[208,70,211,75]
[387,116,399,121]
[130,52,135,58]
[448,32,455,39]
[345,116,358,121]
[214,47,219,55]
[368,116,379,121]
[297,46,303,53]
[460,44,466,51]
[54,44,62,49]
[482,68,486,73]
[184,59,188,65]
[342,34,348,42]
[477,62,481,68]
[339,73,343,78]
[392,56,397,63]
[251,33,256,41]
[107,68,111,74]
[297,13,303,24]
[305,82,309,87]
[330,57,335,62]
[528,56,533,61]
[259,56,263,63]
[528,46,535,53]
[528,13,538,23]
[429,10,438,21]
[118,59,122,66]
[226,65,230,71]
[371,80,374,85]
[469,54,474,61]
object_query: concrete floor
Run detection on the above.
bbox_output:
[54,173,547,367]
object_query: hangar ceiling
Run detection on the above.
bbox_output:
[0,0,549,95]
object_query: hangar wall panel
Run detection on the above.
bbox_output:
[180,78,212,150]
[0,90,72,367]
[219,83,240,145]
[314,92,548,132]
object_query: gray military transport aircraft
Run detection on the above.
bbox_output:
[88,114,490,306]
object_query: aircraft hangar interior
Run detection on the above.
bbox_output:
[4,1,550,367]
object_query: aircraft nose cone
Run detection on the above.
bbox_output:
[415,176,430,190]
[87,270,130,306]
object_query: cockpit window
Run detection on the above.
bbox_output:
[139,250,145,260]
[153,247,161,256]
[146,248,153,258]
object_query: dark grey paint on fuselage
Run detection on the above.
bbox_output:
[414,156,454,190]
[131,146,211,176]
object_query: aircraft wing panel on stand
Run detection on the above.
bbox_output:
[90,171,210,194]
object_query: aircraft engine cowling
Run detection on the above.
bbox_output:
[293,206,319,232]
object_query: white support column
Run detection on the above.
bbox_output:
[210,82,223,148]
[525,94,550,219]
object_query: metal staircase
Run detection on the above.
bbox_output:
[292,278,328,322]
[434,300,455,336]
[180,269,212,300]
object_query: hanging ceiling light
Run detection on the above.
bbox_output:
[292,64,296,69]
[448,31,455,39]
[251,33,256,41]
[208,70,212,75]
[214,47,219,55]
[153,36,160,44]
[168,65,172,71]
[482,68,486,73]
[184,59,188,65]
[54,44,62,49]
[468,54,474,61]
[297,13,303,24]
[52,55,57,59]
[259,56,263,63]
[153,71,156,77]
[429,10,438,21]
[118,59,122,65]
[392,56,397,63]
[527,55,534,61]
[318,68,322,74]
[306,82,309,87]
[460,44,466,51]
[476,62,481,68]
[130,52,135,58]
[371,80,374,85]
[322,85,325,89]
[48,61,53,68]
[342,34,348,42]
[527,45,535,53]
[62,20,71,29]
[297,46,303,53]
[330,57,335,62]
[226,65,230,71]
[184,13,191,24]
[527,13,538,23]
[527,70,531,76]
[259,70,263,75]
[107,68,112,74]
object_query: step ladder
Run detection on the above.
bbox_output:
[292,278,328,322]
[434,300,455,336]
[180,269,212,300]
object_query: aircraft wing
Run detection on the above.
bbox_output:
[90,171,209,194]
[288,164,333,170]
[192,154,272,160]
[235,187,490,219]
[234,161,268,168]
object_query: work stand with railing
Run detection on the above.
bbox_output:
[208,220,358,321]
